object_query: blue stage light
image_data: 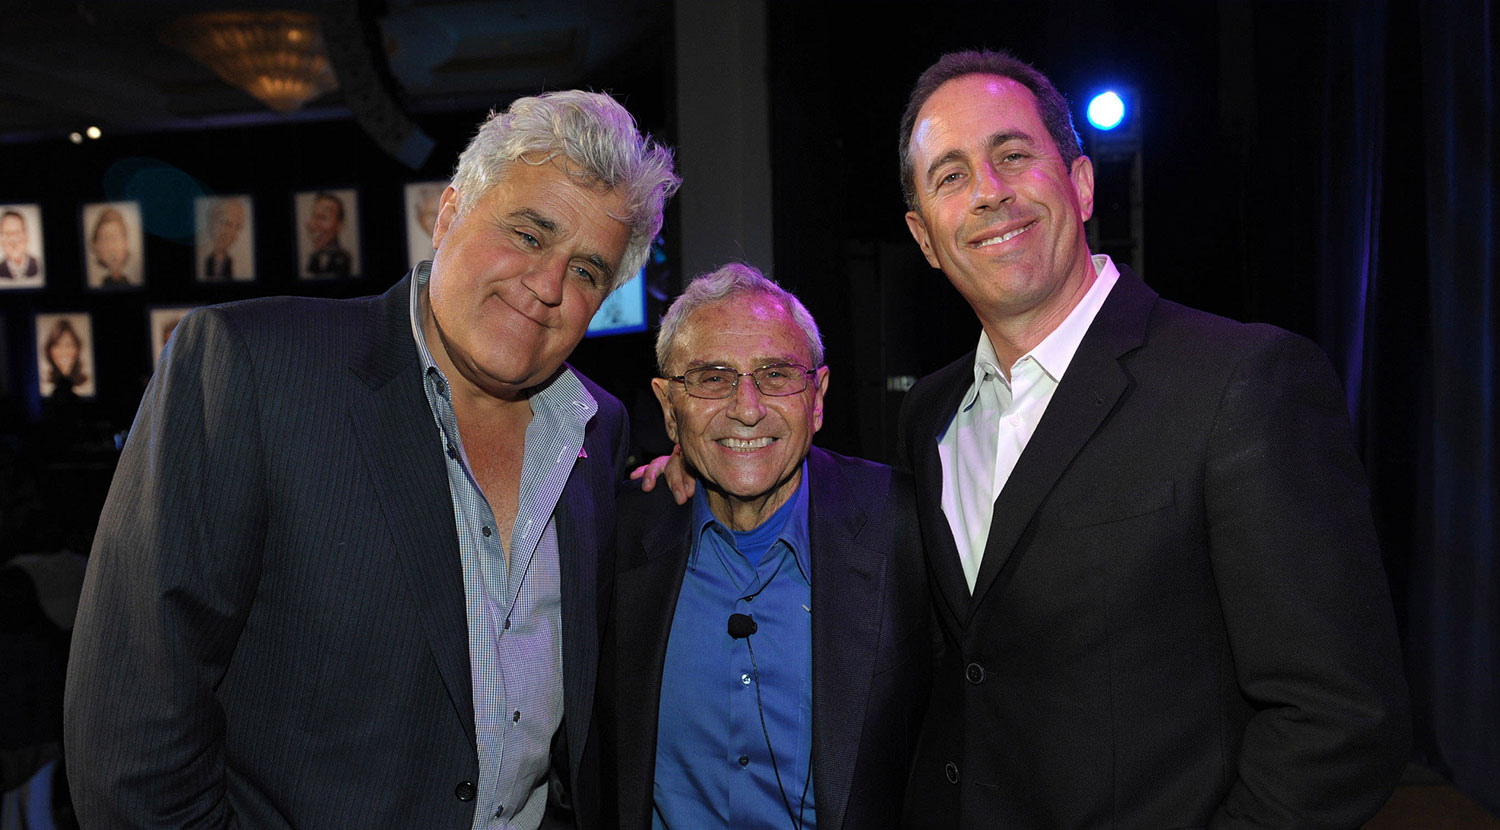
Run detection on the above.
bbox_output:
[1087,91,1125,130]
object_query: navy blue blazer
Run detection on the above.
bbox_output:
[899,266,1409,829]
[602,446,931,830]
[65,274,625,829]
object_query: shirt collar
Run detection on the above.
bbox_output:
[1028,253,1120,382]
[408,261,597,426]
[959,332,1007,410]
[689,459,813,580]
[959,253,1121,409]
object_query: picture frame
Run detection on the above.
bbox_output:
[81,200,145,290]
[35,311,97,399]
[293,188,360,280]
[403,181,447,269]
[0,203,46,289]
[194,195,255,283]
[148,305,197,369]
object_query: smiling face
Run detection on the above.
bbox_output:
[93,215,129,274]
[651,292,829,530]
[48,326,80,376]
[1,214,27,262]
[424,157,627,403]
[306,195,343,250]
[209,200,245,253]
[904,74,1096,339]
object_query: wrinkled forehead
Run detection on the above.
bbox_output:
[676,295,810,365]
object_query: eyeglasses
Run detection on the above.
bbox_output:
[667,362,816,399]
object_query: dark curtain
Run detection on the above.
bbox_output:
[1322,0,1499,813]
[1410,0,1500,811]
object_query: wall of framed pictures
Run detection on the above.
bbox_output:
[0,87,674,432]
[0,114,457,424]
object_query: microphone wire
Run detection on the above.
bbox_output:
[741,619,813,830]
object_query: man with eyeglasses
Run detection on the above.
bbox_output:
[601,263,930,830]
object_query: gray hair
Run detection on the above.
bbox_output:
[451,89,680,291]
[899,49,1083,213]
[655,262,824,375]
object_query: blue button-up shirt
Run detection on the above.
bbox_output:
[653,464,817,829]
[409,265,595,830]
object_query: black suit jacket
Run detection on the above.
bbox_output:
[65,274,624,829]
[603,447,931,830]
[203,253,233,279]
[899,266,1409,830]
[0,255,39,279]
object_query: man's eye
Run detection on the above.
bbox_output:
[572,266,598,286]
[516,231,539,247]
[761,368,789,380]
[939,171,963,185]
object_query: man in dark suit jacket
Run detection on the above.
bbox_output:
[304,192,353,278]
[64,90,678,830]
[606,264,930,830]
[895,50,1410,828]
[201,197,245,281]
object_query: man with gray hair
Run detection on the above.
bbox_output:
[603,263,930,830]
[65,90,679,830]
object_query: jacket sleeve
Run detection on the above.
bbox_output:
[1204,329,1410,829]
[65,307,268,829]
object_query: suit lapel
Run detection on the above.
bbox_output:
[614,492,694,827]
[347,275,476,745]
[807,448,884,830]
[907,355,979,623]
[966,268,1158,615]
[554,404,614,783]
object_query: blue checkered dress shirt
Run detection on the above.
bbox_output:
[409,265,596,829]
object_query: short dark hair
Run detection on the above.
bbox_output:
[313,192,346,223]
[898,49,1083,212]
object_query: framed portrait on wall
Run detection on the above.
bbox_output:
[194,195,255,282]
[293,188,360,279]
[148,305,196,369]
[35,311,97,399]
[403,180,446,269]
[0,203,46,289]
[81,200,145,289]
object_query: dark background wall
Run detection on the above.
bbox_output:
[1,0,1495,818]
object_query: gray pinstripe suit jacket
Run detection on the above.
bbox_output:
[64,275,625,829]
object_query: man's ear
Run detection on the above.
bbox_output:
[905,209,941,270]
[650,377,679,444]
[809,365,830,433]
[431,186,461,251]
[1070,155,1095,223]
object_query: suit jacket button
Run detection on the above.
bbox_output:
[455,781,476,802]
[965,662,986,684]
[944,762,960,784]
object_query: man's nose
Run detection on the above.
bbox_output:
[970,161,1014,212]
[523,256,568,306]
[726,375,767,424]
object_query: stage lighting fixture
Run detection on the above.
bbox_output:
[1087,91,1125,130]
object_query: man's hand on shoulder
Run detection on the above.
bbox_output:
[628,444,695,504]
